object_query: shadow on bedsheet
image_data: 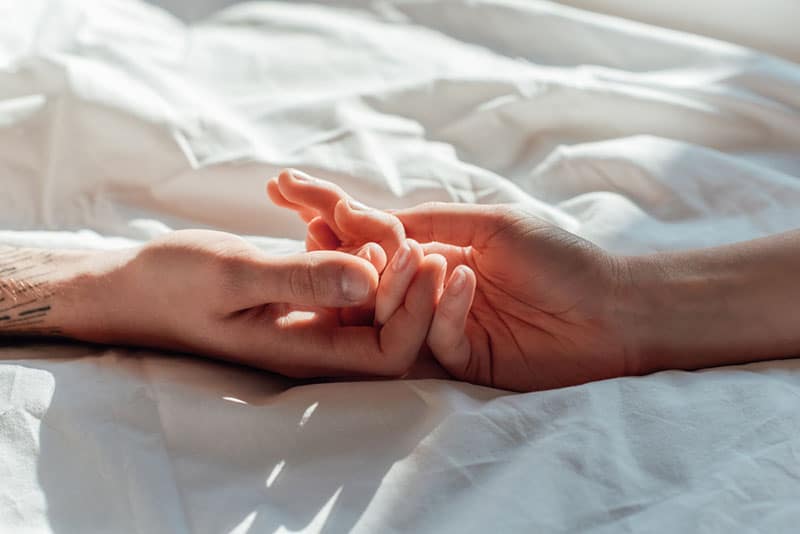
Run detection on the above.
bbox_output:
[2,342,457,534]
[210,377,448,534]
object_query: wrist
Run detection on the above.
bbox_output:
[612,254,679,375]
[613,252,728,375]
[613,248,790,375]
[57,247,139,343]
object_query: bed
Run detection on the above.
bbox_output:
[2,0,800,532]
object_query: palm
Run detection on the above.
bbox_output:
[451,213,628,391]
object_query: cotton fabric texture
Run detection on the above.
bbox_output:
[2,1,800,532]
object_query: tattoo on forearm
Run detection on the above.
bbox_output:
[0,246,63,337]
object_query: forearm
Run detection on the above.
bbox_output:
[0,245,107,339]
[621,231,800,374]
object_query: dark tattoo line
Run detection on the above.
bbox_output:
[2,319,47,328]
[0,299,38,313]
[1,313,48,325]
[0,248,58,336]
[19,306,51,316]
[2,316,45,325]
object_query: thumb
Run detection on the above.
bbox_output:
[257,251,378,307]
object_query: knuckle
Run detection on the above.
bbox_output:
[387,215,405,239]
[289,262,317,301]
[312,266,335,301]
[289,258,341,303]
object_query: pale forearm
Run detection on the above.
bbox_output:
[621,230,800,374]
[0,246,104,339]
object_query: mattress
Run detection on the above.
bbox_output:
[2,0,800,532]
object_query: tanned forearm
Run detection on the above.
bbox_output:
[621,230,800,375]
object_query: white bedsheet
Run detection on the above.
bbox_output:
[2,0,800,532]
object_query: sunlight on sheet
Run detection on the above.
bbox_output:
[299,401,319,427]
[275,487,343,534]
[266,460,286,488]
[229,488,343,534]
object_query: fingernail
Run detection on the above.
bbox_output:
[392,243,411,272]
[342,268,370,302]
[288,169,313,182]
[347,199,371,211]
[448,267,467,296]
[357,243,376,262]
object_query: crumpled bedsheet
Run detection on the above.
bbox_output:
[2,0,800,532]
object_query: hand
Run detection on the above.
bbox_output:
[267,170,476,329]
[62,229,446,378]
[269,170,634,391]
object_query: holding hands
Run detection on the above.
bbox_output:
[10,168,797,392]
[268,169,635,392]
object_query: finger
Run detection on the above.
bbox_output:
[419,242,464,256]
[394,202,511,247]
[333,198,404,260]
[277,169,405,256]
[355,241,387,273]
[307,216,340,250]
[240,251,378,307]
[229,320,377,378]
[419,242,471,278]
[240,325,379,378]
[237,255,446,378]
[339,242,386,326]
[318,253,446,376]
[305,232,321,251]
[374,239,423,325]
[266,177,293,207]
[372,253,447,375]
[308,206,399,270]
[267,178,317,222]
[427,265,477,378]
[276,169,348,234]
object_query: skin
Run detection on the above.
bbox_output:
[269,169,800,392]
[5,169,800,392]
[0,231,447,379]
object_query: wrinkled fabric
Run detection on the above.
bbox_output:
[2,0,800,532]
